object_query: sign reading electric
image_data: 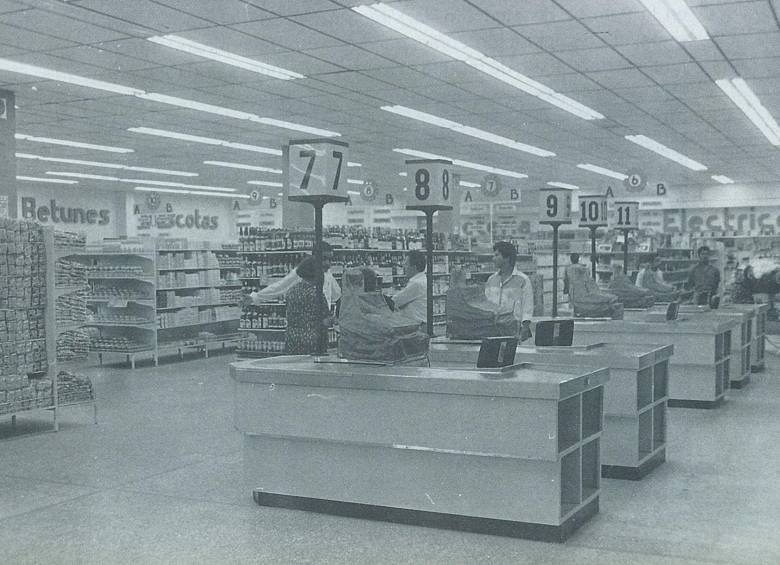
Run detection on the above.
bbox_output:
[658,207,780,233]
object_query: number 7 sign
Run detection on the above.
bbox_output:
[287,138,349,200]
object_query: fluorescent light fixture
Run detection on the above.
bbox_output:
[247,180,283,187]
[203,160,282,174]
[45,171,238,192]
[347,190,361,195]
[393,148,528,179]
[0,58,144,95]
[547,182,580,189]
[147,35,305,80]
[638,0,708,42]
[137,92,256,120]
[278,192,283,196]
[346,179,363,185]
[347,162,362,167]
[17,175,77,184]
[711,175,735,184]
[716,78,780,146]
[353,4,603,120]
[128,127,282,155]
[459,181,481,188]
[249,116,340,137]
[625,134,707,171]
[382,105,555,157]
[134,186,250,199]
[577,163,628,181]
[398,172,407,177]
[17,152,197,177]
[15,133,134,153]
[46,171,119,181]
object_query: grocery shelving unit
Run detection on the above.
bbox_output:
[54,243,90,363]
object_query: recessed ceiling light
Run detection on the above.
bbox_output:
[625,134,707,171]
[17,153,197,177]
[347,162,362,167]
[247,180,283,187]
[204,160,282,174]
[15,133,134,153]
[716,78,780,146]
[45,171,119,182]
[0,58,143,95]
[128,127,283,155]
[382,105,555,157]
[353,4,603,120]
[638,0,708,42]
[346,179,363,185]
[134,186,250,199]
[711,175,735,184]
[347,190,361,195]
[393,148,528,179]
[148,35,305,80]
[17,175,78,184]
[398,172,407,177]
[576,163,628,180]
[547,182,580,189]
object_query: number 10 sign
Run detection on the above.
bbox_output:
[405,159,453,207]
[287,138,349,201]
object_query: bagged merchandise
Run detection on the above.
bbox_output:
[338,269,429,363]
[636,268,678,302]
[567,263,623,319]
[446,269,517,339]
[608,266,655,309]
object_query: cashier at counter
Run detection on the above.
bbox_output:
[485,241,534,341]
[387,250,427,324]
[686,246,720,306]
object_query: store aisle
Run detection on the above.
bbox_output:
[1,354,779,564]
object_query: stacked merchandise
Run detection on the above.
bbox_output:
[158,305,240,329]
[56,370,94,406]
[55,258,87,287]
[90,285,153,301]
[56,330,90,361]
[158,270,220,289]
[56,290,88,325]
[86,264,146,278]
[157,288,224,308]
[54,231,86,249]
[215,252,242,270]
[88,335,147,352]
[238,228,315,251]
[0,218,51,417]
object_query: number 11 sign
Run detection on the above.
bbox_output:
[287,138,349,201]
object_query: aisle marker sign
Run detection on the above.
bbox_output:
[287,138,350,200]
[405,158,453,206]
[624,169,646,193]
[481,173,502,198]
[539,187,573,225]
[610,200,639,229]
[578,194,608,228]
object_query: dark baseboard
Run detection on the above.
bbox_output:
[601,449,666,480]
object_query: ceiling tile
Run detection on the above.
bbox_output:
[514,20,604,51]
[732,57,780,79]
[257,51,344,75]
[683,40,725,62]
[173,26,287,57]
[50,45,160,72]
[153,0,274,24]
[361,38,453,65]
[613,86,675,103]
[75,0,213,32]
[693,1,779,36]
[241,0,339,16]
[699,60,734,78]
[0,21,75,51]
[0,8,127,43]
[450,27,539,57]
[664,81,724,99]
[294,9,399,44]
[584,12,672,45]
[315,71,404,92]
[360,66,430,88]
[126,66,226,89]
[303,45,398,70]
[468,0,569,25]
[615,41,692,66]
[587,68,656,89]
[388,0,502,32]
[555,0,645,18]
[716,32,780,60]
[97,37,205,66]
[232,18,344,50]
[642,63,711,85]
[540,73,604,92]
[495,52,574,76]
[555,47,630,72]
[414,61,491,84]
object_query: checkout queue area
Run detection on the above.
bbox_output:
[2,1,780,563]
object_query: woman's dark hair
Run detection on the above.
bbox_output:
[570,253,580,264]
[697,246,711,256]
[408,250,426,273]
[361,267,379,292]
[493,241,517,268]
[295,256,322,283]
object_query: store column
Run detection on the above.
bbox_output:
[0,90,16,218]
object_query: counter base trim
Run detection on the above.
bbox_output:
[750,363,765,372]
[668,397,725,409]
[729,375,751,389]
[252,489,598,543]
[601,448,666,480]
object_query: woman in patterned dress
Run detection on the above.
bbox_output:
[284,257,331,355]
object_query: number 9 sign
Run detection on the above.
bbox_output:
[610,200,639,229]
[578,194,607,228]
[405,158,453,206]
[287,138,349,199]
[538,187,573,225]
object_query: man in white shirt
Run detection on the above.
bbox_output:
[485,241,534,341]
[248,242,342,307]
[388,250,427,324]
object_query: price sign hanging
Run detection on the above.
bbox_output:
[610,200,639,229]
[577,194,608,228]
[538,187,573,225]
[287,138,350,200]
[405,159,453,207]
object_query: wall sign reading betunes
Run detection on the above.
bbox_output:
[21,197,110,225]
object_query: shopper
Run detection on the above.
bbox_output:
[387,250,427,324]
[652,256,668,286]
[248,242,341,307]
[686,246,721,305]
[732,255,756,304]
[485,241,533,341]
[563,253,581,296]
[284,257,332,355]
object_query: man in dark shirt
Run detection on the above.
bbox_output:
[686,246,720,305]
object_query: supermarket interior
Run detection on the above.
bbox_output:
[2,0,780,563]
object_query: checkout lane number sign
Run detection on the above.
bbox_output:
[538,187,573,225]
[405,159,453,206]
[610,200,639,229]
[287,139,349,199]
[578,194,608,228]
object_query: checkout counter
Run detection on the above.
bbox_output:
[430,340,671,480]
[230,354,608,542]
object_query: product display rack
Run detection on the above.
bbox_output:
[54,242,90,363]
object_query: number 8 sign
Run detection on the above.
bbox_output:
[405,159,453,206]
[287,138,350,200]
[538,187,573,225]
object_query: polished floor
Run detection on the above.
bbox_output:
[1,351,779,564]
